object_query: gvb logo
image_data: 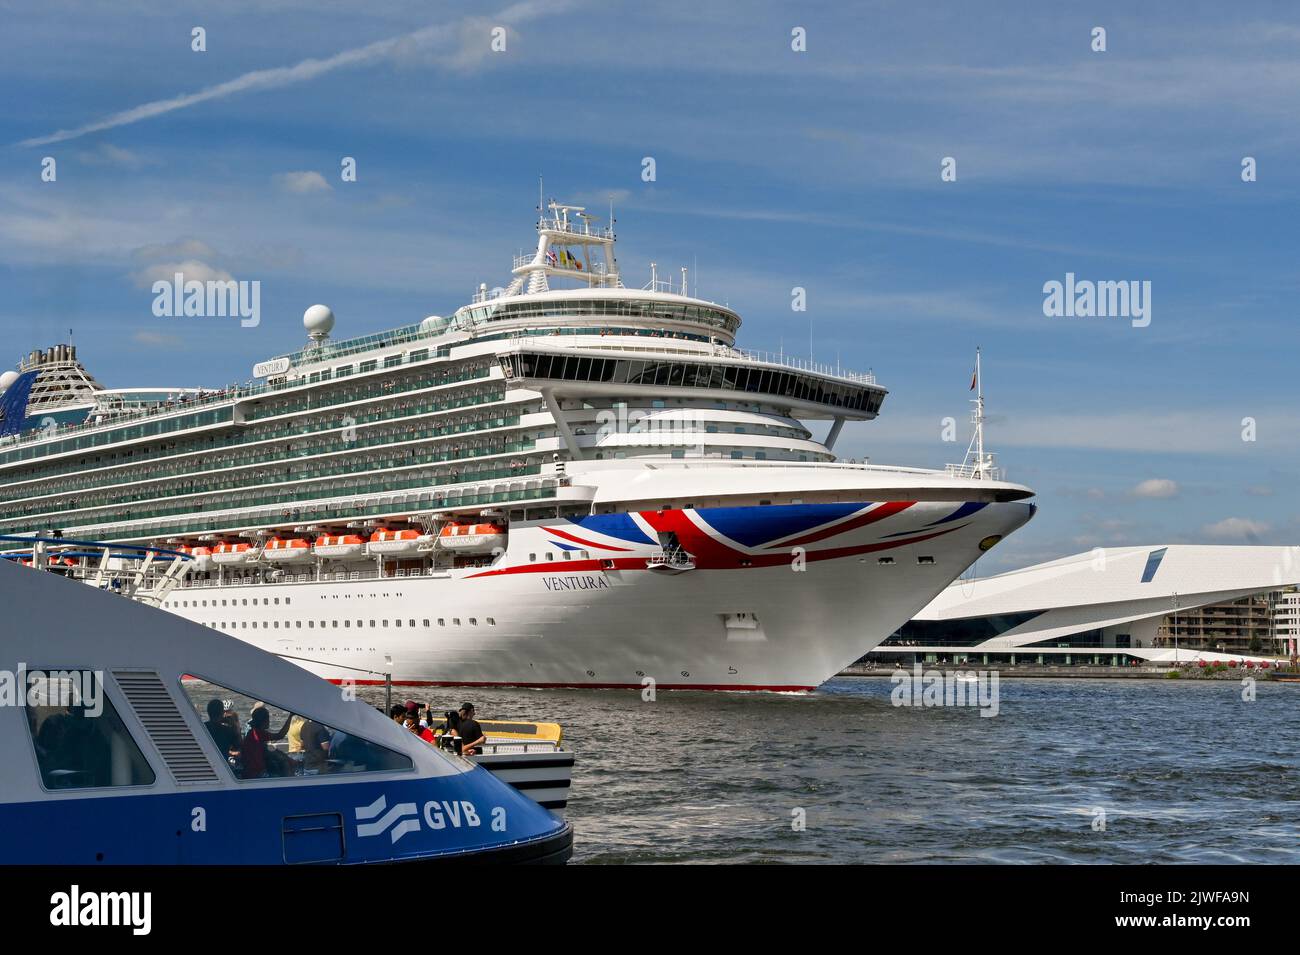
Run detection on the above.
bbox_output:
[355,794,420,844]
[355,793,501,844]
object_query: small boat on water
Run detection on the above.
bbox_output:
[441,720,574,817]
[0,551,573,864]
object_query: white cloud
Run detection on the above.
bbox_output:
[17,1,567,147]
[132,330,184,349]
[132,238,219,263]
[131,259,235,289]
[1202,517,1272,541]
[1132,478,1180,499]
[78,143,151,168]
[276,171,331,194]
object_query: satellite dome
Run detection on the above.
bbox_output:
[0,370,18,393]
[303,304,335,340]
[420,315,448,333]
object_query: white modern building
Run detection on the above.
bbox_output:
[1277,591,1300,656]
[870,545,1300,666]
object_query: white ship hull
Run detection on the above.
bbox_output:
[161,498,1034,690]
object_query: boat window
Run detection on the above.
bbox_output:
[180,678,412,780]
[24,669,156,790]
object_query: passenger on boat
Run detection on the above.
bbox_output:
[298,718,331,773]
[388,703,407,724]
[457,702,486,756]
[239,706,294,779]
[434,710,462,754]
[204,698,240,758]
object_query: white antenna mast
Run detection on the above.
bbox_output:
[975,346,985,473]
[951,346,1000,480]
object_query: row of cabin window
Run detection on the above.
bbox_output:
[179,595,293,608]
[528,550,590,562]
[214,617,497,629]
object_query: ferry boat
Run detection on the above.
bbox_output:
[0,199,1037,691]
[0,552,573,864]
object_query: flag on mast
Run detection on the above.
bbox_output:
[970,356,978,391]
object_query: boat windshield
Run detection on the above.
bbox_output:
[180,678,412,780]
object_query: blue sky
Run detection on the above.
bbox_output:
[1,0,1297,569]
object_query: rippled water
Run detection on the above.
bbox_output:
[368,677,1300,864]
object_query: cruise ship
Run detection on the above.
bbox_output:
[0,200,1036,690]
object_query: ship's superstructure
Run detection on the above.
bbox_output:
[0,200,1037,690]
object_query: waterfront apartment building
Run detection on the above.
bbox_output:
[1154,593,1278,656]
[1275,590,1300,656]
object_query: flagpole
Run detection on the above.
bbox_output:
[975,347,984,477]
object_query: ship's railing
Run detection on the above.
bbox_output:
[0,385,505,490]
[943,462,1006,482]
[641,277,686,294]
[646,547,695,570]
[0,455,542,535]
[538,216,614,240]
[0,323,470,455]
[723,347,876,384]
[16,476,566,549]
[179,566,465,588]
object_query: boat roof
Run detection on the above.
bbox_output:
[0,558,464,804]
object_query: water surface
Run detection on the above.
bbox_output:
[370,677,1300,864]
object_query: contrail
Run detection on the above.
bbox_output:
[19,1,560,148]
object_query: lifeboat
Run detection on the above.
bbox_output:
[438,522,507,553]
[265,537,314,563]
[367,528,433,556]
[211,541,254,565]
[313,533,368,559]
[189,546,214,571]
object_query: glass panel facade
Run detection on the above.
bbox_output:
[501,352,882,413]
[883,611,1047,647]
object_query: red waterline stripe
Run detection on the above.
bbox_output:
[327,678,815,692]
